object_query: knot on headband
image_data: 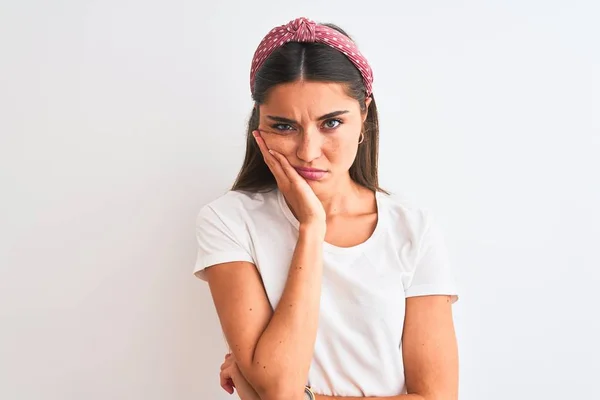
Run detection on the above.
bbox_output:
[250,17,374,97]
[285,17,317,42]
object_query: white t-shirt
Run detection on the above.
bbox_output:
[194,188,459,397]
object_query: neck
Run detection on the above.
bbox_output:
[312,175,368,217]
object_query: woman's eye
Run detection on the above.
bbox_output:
[271,119,342,132]
[324,119,342,129]
[272,124,295,132]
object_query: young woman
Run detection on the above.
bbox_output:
[194,17,459,400]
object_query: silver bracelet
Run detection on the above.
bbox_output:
[304,386,316,400]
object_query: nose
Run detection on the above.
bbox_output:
[296,129,322,162]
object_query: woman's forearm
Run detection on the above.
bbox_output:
[250,223,324,400]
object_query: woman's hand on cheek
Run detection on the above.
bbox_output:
[253,130,326,229]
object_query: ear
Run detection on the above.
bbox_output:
[362,96,372,123]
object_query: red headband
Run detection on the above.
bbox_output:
[250,17,374,97]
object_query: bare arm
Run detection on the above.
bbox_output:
[206,223,324,400]
[313,295,458,400]
[402,295,458,400]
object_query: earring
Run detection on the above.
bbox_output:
[358,132,365,144]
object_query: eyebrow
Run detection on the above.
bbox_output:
[266,110,350,124]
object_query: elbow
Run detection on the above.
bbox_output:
[237,357,307,400]
[254,380,305,400]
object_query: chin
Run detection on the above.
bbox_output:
[304,176,333,194]
[304,175,328,184]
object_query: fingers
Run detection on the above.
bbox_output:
[220,353,234,371]
[268,149,302,182]
[252,130,274,162]
[253,130,303,183]
[220,368,234,394]
[220,353,236,393]
[252,130,286,182]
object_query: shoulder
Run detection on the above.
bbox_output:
[200,189,274,212]
[196,189,279,226]
[377,190,447,253]
[378,190,433,233]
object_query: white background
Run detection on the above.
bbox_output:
[1,1,598,399]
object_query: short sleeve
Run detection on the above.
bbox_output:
[404,209,459,303]
[193,204,255,281]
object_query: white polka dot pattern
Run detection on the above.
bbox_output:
[250,17,374,96]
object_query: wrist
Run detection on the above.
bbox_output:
[299,222,326,238]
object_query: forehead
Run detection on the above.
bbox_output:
[262,81,358,113]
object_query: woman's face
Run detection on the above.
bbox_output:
[257,81,371,189]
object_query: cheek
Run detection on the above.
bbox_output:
[324,136,359,166]
[262,135,293,153]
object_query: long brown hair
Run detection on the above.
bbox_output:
[232,23,387,194]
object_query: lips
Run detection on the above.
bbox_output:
[294,167,328,181]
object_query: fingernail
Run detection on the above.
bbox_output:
[268,149,274,155]
[252,130,258,138]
